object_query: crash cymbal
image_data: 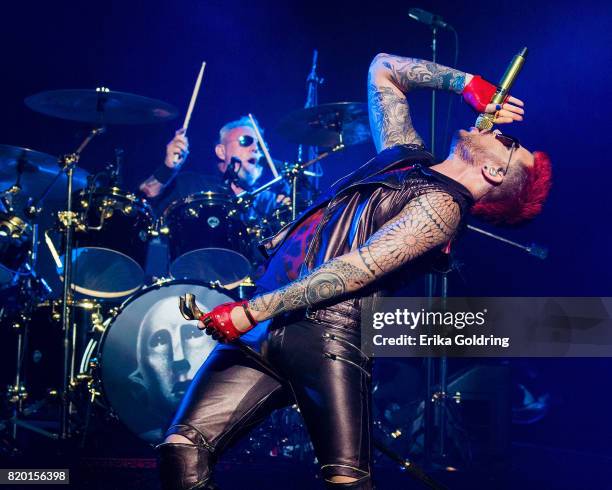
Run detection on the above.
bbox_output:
[0,144,89,201]
[277,102,371,148]
[25,89,178,125]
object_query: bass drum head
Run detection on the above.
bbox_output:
[98,280,233,443]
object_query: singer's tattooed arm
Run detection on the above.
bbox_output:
[248,192,461,321]
[368,53,472,152]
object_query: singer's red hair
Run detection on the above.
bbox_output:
[471,151,552,225]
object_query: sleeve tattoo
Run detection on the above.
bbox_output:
[249,192,461,320]
[368,53,468,152]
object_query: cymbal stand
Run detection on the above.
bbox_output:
[235,144,343,219]
[57,127,104,440]
[423,228,548,469]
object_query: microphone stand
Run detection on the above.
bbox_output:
[295,49,324,219]
[430,26,438,157]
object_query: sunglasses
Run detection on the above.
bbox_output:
[494,132,520,150]
[494,132,520,177]
[236,135,257,147]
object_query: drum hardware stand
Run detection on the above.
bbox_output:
[466,224,548,260]
[178,294,446,490]
[55,126,105,440]
[1,222,53,445]
[235,144,343,220]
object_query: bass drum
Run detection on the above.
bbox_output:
[85,280,233,443]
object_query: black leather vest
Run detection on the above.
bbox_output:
[260,145,473,331]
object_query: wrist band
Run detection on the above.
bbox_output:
[153,164,177,185]
[242,301,258,327]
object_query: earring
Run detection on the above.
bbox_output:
[488,168,498,177]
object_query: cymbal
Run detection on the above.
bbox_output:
[277,102,371,148]
[0,144,89,201]
[25,89,178,125]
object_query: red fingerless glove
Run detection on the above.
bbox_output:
[199,300,258,342]
[462,75,506,113]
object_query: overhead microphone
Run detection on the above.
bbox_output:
[475,47,528,131]
[408,8,451,30]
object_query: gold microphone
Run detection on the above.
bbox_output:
[475,47,528,130]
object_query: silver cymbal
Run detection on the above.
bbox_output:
[0,144,89,201]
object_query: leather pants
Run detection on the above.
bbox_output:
[158,319,374,489]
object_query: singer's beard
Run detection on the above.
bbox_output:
[450,130,503,168]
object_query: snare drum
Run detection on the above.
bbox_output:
[63,187,153,298]
[0,212,31,285]
[82,280,233,443]
[159,191,252,285]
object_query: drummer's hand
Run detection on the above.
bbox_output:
[276,194,291,206]
[165,128,189,168]
[139,175,163,198]
[197,301,257,342]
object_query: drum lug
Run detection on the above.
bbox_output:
[92,314,105,333]
[7,384,28,404]
[75,373,93,384]
[87,385,101,403]
[57,210,81,229]
[152,276,173,286]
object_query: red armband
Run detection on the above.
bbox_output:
[462,75,507,113]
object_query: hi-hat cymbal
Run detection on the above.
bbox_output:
[25,89,178,125]
[277,102,371,148]
[0,144,89,201]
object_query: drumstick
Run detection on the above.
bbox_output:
[248,113,279,178]
[183,61,206,131]
[172,61,206,164]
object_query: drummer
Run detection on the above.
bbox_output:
[139,117,289,280]
[139,116,288,217]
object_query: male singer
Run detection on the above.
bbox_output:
[157,53,552,490]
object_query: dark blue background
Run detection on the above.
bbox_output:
[1,0,610,485]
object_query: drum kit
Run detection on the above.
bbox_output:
[0,86,372,451]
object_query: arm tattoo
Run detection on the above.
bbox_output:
[368,53,467,152]
[249,192,461,320]
[363,192,461,274]
[249,259,373,318]
[381,57,467,93]
[368,81,424,151]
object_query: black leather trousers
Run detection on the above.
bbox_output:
[158,319,374,489]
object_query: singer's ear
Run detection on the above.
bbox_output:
[482,165,504,185]
[215,143,226,161]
